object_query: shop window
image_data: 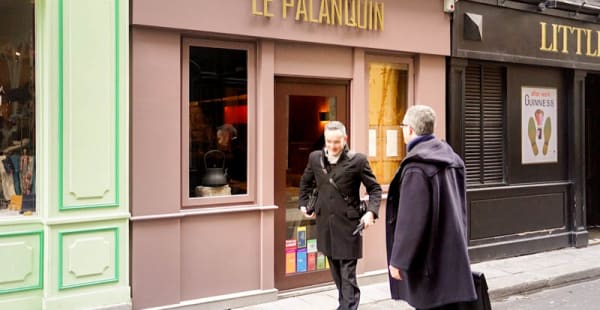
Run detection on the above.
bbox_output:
[464,64,506,186]
[367,61,410,184]
[0,1,36,217]
[182,39,255,205]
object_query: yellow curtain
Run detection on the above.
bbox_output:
[368,63,407,184]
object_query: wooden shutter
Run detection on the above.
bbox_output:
[464,65,482,184]
[464,64,505,185]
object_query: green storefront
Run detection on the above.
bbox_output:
[0,1,130,309]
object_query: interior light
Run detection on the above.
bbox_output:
[319,111,330,122]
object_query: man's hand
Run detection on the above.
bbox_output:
[361,211,375,229]
[389,265,402,280]
[300,206,315,219]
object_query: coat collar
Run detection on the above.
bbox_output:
[320,145,353,174]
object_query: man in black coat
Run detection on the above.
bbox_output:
[386,105,477,310]
[298,121,382,310]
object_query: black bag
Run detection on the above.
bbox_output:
[359,200,368,215]
[306,188,318,215]
[455,271,492,310]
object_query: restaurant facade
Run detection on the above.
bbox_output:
[130,0,450,308]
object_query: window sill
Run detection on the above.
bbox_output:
[131,204,278,222]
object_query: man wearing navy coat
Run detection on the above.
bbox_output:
[386,105,477,310]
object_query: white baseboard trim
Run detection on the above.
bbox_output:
[146,289,278,310]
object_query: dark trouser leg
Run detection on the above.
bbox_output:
[340,259,360,310]
[327,257,360,310]
[416,302,460,310]
[327,257,343,307]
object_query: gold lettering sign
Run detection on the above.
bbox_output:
[539,21,600,57]
[252,0,384,32]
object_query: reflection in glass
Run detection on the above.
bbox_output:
[188,46,248,197]
[368,63,408,184]
[0,1,36,216]
[284,95,336,274]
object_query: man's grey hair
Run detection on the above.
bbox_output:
[325,121,347,136]
[403,105,436,135]
[217,123,238,138]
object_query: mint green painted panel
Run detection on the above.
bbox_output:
[0,296,41,309]
[58,227,119,290]
[68,237,110,277]
[0,243,33,283]
[0,231,43,294]
[44,286,130,310]
[60,0,118,209]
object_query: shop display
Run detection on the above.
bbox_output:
[285,233,328,275]
[0,84,36,216]
[0,114,36,215]
[0,3,36,216]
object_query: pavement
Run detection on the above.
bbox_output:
[235,243,600,310]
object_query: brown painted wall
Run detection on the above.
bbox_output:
[130,26,278,308]
[131,220,181,308]
[131,28,181,217]
[132,0,450,56]
[180,213,262,299]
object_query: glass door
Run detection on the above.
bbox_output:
[274,78,348,290]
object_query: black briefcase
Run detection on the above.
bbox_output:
[455,271,492,310]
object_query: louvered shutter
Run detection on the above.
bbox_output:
[464,64,505,185]
[464,65,482,184]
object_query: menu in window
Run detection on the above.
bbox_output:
[307,239,317,253]
[317,252,326,270]
[308,252,316,271]
[386,130,398,157]
[296,248,307,273]
[297,226,306,248]
[285,239,297,274]
[368,129,377,157]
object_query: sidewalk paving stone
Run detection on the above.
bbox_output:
[234,245,600,310]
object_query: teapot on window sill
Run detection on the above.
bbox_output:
[201,149,228,187]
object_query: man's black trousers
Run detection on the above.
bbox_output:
[327,257,360,310]
[416,302,464,310]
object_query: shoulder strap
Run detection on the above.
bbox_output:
[310,152,329,195]
[320,154,354,204]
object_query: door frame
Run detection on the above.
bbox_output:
[585,73,600,228]
[273,77,350,291]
